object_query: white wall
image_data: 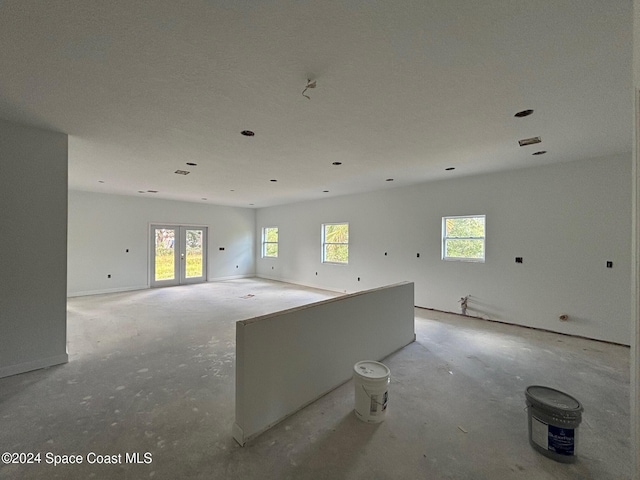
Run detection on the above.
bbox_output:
[631,0,640,476]
[233,282,415,445]
[68,190,255,296]
[0,120,69,378]
[257,154,632,345]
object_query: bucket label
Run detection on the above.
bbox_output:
[547,424,575,456]
[531,416,548,449]
[369,391,388,415]
[531,415,575,456]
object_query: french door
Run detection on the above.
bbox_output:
[151,225,207,287]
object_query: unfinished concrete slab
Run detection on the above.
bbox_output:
[0,279,631,479]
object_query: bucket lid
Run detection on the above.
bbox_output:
[525,385,583,413]
[354,361,390,379]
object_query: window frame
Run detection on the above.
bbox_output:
[321,222,349,265]
[262,226,279,258]
[441,215,486,263]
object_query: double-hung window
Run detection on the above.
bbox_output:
[322,223,349,264]
[442,215,485,262]
[262,227,278,258]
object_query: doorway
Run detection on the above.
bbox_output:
[150,225,207,287]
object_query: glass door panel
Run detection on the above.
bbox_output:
[152,227,179,287]
[182,228,206,283]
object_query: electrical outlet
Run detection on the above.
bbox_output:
[417,253,420,258]
[515,257,523,264]
[606,261,613,268]
[107,274,111,278]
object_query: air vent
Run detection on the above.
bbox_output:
[175,170,190,175]
[518,136,541,147]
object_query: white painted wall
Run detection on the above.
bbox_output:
[0,120,69,378]
[631,0,640,476]
[257,154,632,345]
[68,191,255,296]
[233,282,415,445]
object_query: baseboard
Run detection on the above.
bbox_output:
[67,285,149,298]
[0,353,69,379]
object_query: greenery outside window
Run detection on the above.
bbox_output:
[262,227,278,258]
[322,223,349,264]
[442,215,485,262]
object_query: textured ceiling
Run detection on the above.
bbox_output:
[0,0,632,207]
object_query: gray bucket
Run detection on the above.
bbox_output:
[525,385,583,463]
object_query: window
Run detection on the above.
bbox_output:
[442,215,485,262]
[262,227,278,258]
[322,223,349,264]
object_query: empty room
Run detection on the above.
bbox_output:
[1,1,639,479]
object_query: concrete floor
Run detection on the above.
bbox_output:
[0,278,631,479]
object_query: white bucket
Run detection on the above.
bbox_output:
[525,385,583,463]
[353,361,390,423]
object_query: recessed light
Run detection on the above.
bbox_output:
[186,162,197,166]
[386,178,394,182]
[532,150,547,156]
[241,130,255,137]
[518,136,541,147]
[445,167,455,171]
[175,170,190,175]
[514,109,534,118]
[332,161,342,166]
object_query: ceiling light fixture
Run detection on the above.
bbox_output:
[241,130,255,137]
[518,136,542,147]
[332,161,342,166]
[302,78,317,100]
[270,179,277,182]
[532,150,547,156]
[514,109,534,118]
[186,162,197,166]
